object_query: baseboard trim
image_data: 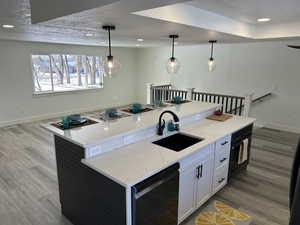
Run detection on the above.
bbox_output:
[253,122,264,129]
[0,104,129,128]
[256,122,300,134]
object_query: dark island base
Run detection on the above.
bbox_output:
[54,135,127,225]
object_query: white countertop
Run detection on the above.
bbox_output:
[41,102,220,148]
[82,115,256,188]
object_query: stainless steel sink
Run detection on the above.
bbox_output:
[152,132,204,152]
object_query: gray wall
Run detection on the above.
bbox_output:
[0,40,138,126]
[136,40,300,133]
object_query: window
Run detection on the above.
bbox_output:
[31,54,104,94]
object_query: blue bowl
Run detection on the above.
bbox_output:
[131,103,142,113]
[173,96,182,104]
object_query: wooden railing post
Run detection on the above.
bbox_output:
[187,88,195,101]
[244,93,254,117]
[146,83,154,105]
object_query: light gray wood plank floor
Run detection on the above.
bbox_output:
[183,127,298,225]
[0,117,298,225]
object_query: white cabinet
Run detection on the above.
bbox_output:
[178,135,232,224]
[178,163,198,222]
[178,144,214,223]
[195,156,213,208]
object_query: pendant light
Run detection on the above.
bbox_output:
[102,25,121,77]
[208,40,217,72]
[166,34,180,74]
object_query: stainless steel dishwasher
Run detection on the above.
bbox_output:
[131,163,180,225]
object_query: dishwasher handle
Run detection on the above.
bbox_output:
[134,172,178,199]
[133,163,179,199]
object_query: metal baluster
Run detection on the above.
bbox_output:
[230,97,233,114]
[239,98,244,116]
[234,98,238,115]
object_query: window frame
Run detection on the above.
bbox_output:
[30,53,104,96]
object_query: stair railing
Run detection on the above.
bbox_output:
[146,84,272,117]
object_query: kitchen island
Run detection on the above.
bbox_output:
[42,102,255,225]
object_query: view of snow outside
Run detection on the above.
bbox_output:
[32,55,104,94]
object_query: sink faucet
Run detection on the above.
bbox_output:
[157,110,180,135]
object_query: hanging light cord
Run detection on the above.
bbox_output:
[171,36,175,58]
[210,41,214,59]
[108,28,112,57]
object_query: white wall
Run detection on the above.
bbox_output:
[0,40,138,126]
[136,40,300,133]
[2,39,300,133]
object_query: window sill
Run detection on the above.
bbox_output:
[33,87,103,97]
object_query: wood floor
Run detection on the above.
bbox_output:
[0,118,298,225]
[183,127,298,225]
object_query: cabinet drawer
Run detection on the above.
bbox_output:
[215,146,230,169]
[213,164,228,194]
[216,135,231,152]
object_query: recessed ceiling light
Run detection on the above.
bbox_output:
[86,33,94,37]
[257,18,271,22]
[2,24,15,29]
[137,38,144,42]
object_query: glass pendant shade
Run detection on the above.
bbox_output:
[102,25,121,77]
[166,34,180,74]
[208,57,216,72]
[208,40,217,72]
[166,57,180,74]
[104,55,121,77]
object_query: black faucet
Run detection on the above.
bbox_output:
[157,110,180,135]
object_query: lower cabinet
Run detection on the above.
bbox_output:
[178,135,232,224]
[178,163,198,222]
[178,145,214,223]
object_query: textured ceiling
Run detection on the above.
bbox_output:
[0,0,248,47]
[0,0,300,47]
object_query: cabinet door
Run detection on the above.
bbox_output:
[195,156,214,208]
[178,164,198,223]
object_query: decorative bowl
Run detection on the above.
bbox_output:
[173,96,182,104]
[131,103,142,113]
